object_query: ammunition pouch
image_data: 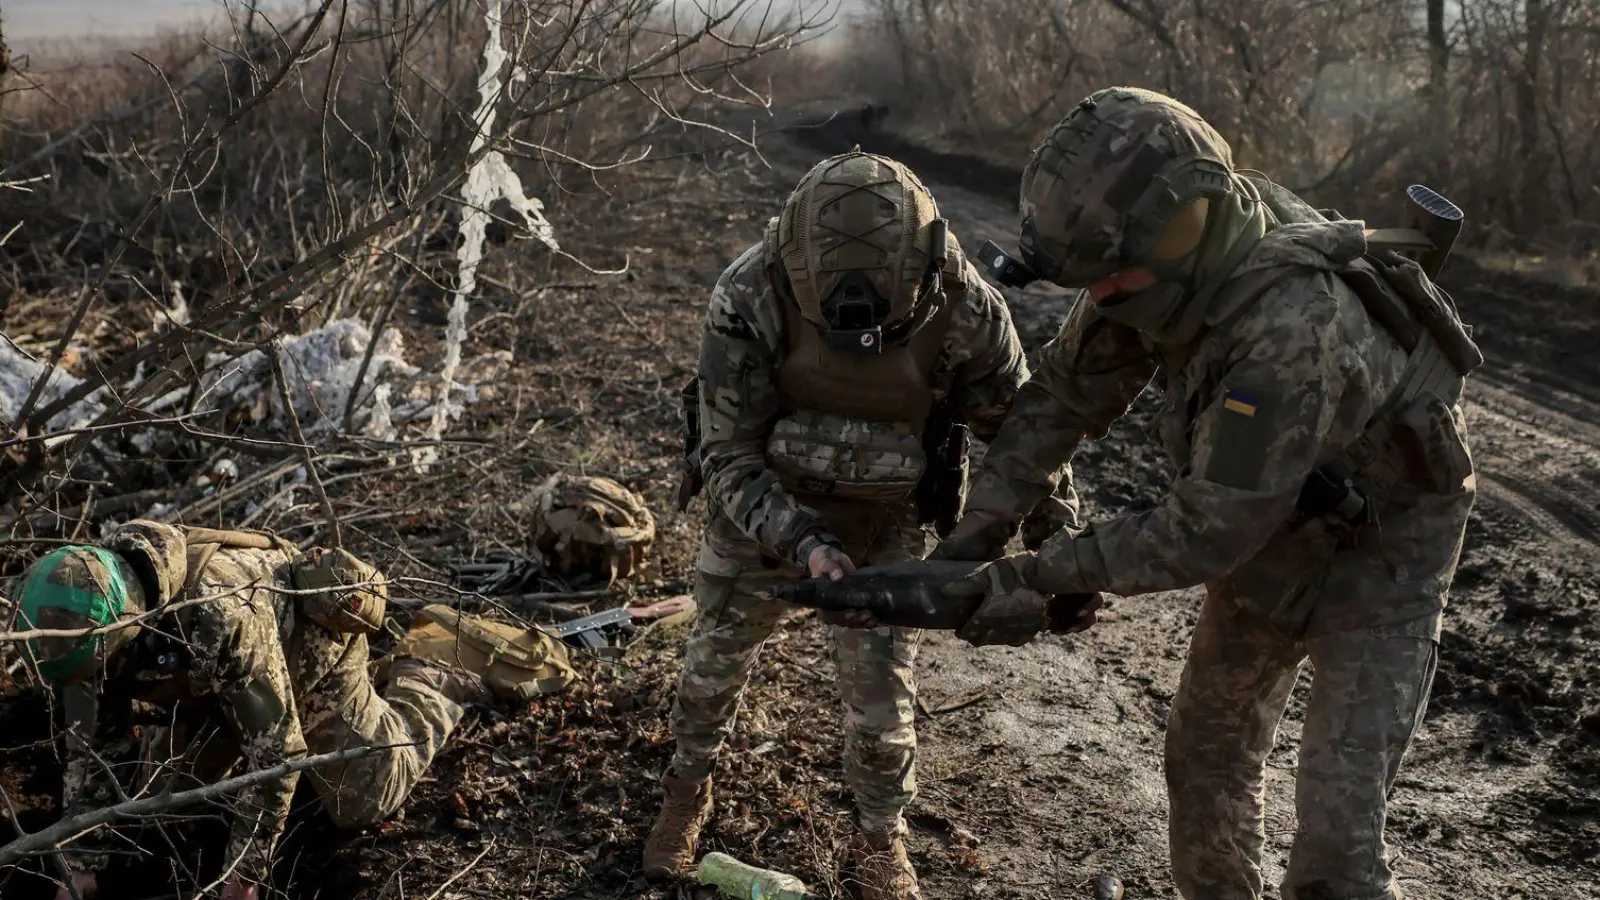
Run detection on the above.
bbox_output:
[765,410,928,503]
[392,604,577,703]
[675,377,705,512]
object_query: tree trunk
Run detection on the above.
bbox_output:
[1425,0,1450,180]
[1515,0,1548,232]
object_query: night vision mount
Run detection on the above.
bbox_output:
[977,240,1040,289]
[823,218,952,355]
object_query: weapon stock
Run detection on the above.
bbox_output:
[1362,184,1464,280]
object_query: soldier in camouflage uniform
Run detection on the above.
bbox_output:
[13,521,494,900]
[935,88,1479,899]
[642,150,1072,899]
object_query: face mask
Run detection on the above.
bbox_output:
[1092,281,1199,343]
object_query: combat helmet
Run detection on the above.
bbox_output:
[770,149,952,353]
[1018,87,1236,287]
[14,546,147,684]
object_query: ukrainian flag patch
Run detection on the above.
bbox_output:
[1222,390,1258,417]
[1203,385,1278,491]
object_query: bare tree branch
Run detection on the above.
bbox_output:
[0,744,397,867]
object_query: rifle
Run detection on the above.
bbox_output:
[550,606,634,651]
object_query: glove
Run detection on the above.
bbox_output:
[947,554,1052,647]
[1020,494,1081,552]
[1047,591,1104,634]
[930,511,1016,562]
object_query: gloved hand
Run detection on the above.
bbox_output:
[946,554,1052,647]
[946,555,1106,646]
[930,510,1016,562]
[1048,591,1104,634]
[1020,494,1080,552]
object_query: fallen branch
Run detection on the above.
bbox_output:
[0,744,396,867]
[425,836,497,900]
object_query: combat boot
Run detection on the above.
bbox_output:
[848,828,922,900]
[641,770,713,878]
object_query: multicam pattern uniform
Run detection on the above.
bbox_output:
[965,219,1473,899]
[59,522,480,884]
[672,243,1041,835]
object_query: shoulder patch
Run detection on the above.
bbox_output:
[1200,386,1280,491]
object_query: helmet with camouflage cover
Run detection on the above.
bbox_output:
[771,149,953,349]
[14,546,148,684]
[104,520,189,604]
[529,474,655,587]
[1019,87,1237,288]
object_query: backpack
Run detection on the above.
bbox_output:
[391,603,577,702]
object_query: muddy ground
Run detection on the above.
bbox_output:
[2,107,1597,900]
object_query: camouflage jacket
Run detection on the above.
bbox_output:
[697,242,1032,565]
[59,522,307,884]
[968,219,1472,635]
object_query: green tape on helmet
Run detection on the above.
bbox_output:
[18,546,133,683]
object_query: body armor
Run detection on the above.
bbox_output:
[757,151,967,508]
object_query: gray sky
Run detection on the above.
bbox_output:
[3,0,852,50]
[4,0,228,46]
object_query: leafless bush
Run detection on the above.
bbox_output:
[0,0,827,542]
[837,0,1600,257]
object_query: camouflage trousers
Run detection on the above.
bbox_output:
[668,516,928,835]
[289,626,483,828]
[1165,588,1439,900]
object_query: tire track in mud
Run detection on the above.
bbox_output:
[1465,375,1600,553]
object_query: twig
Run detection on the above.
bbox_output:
[8,11,320,173]
[0,744,397,867]
[2,488,169,536]
[268,341,342,550]
[424,836,497,900]
[8,2,341,435]
[344,220,427,432]
[157,456,304,523]
[0,410,207,449]
[1,783,87,900]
